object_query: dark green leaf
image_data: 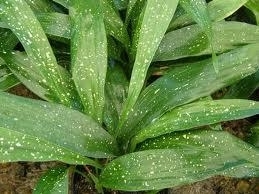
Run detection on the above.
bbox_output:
[0,92,119,163]
[155,21,259,61]
[101,0,130,49]
[119,44,259,142]
[0,63,20,91]
[113,0,128,10]
[119,0,179,130]
[224,70,259,99]
[104,63,128,135]
[0,0,80,108]
[247,123,259,148]
[100,130,259,191]
[133,99,259,145]
[245,0,259,25]
[33,166,70,194]
[70,0,107,122]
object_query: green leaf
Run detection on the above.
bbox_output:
[0,64,20,91]
[0,0,80,108]
[120,44,259,142]
[169,0,248,30]
[100,130,259,191]
[104,63,128,135]
[155,21,259,61]
[33,166,70,194]
[133,99,259,145]
[0,92,119,162]
[245,0,259,25]
[179,0,217,70]
[179,0,211,32]
[119,0,179,130]
[113,0,128,10]
[101,0,130,48]
[24,0,54,12]
[70,0,107,123]
[248,123,259,148]
[1,51,82,109]
[0,28,19,52]
[51,0,129,46]
[52,0,69,8]
[209,0,248,22]
[36,12,71,39]
[224,70,259,99]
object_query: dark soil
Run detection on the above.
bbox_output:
[1,84,259,193]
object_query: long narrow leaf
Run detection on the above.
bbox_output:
[119,0,179,129]
[155,21,259,61]
[34,166,70,194]
[104,64,128,135]
[224,70,259,99]
[133,99,259,145]
[118,44,259,142]
[100,130,259,191]
[169,0,248,30]
[0,63,20,91]
[0,92,119,161]
[70,0,107,123]
[0,0,79,108]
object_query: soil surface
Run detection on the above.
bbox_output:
[0,84,259,194]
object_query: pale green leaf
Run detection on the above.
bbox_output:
[245,0,259,25]
[70,0,107,123]
[0,92,119,162]
[100,130,259,191]
[34,166,70,194]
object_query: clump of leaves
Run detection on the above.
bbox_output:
[0,0,259,193]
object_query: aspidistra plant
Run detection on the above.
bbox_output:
[0,0,259,193]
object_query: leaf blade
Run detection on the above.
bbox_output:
[133,99,259,144]
[100,130,259,191]
[70,0,107,123]
[0,92,119,160]
[119,0,179,131]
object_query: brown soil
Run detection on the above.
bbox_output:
[1,84,259,194]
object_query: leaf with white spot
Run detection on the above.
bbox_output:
[101,0,130,49]
[155,21,259,61]
[119,0,179,130]
[100,130,259,191]
[119,44,259,142]
[132,99,259,146]
[169,0,248,30]
[70,0,107,123]
[33,166,70,194]
[0,92,119,163]
[51,0,129,46]
[0,0,80,108]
